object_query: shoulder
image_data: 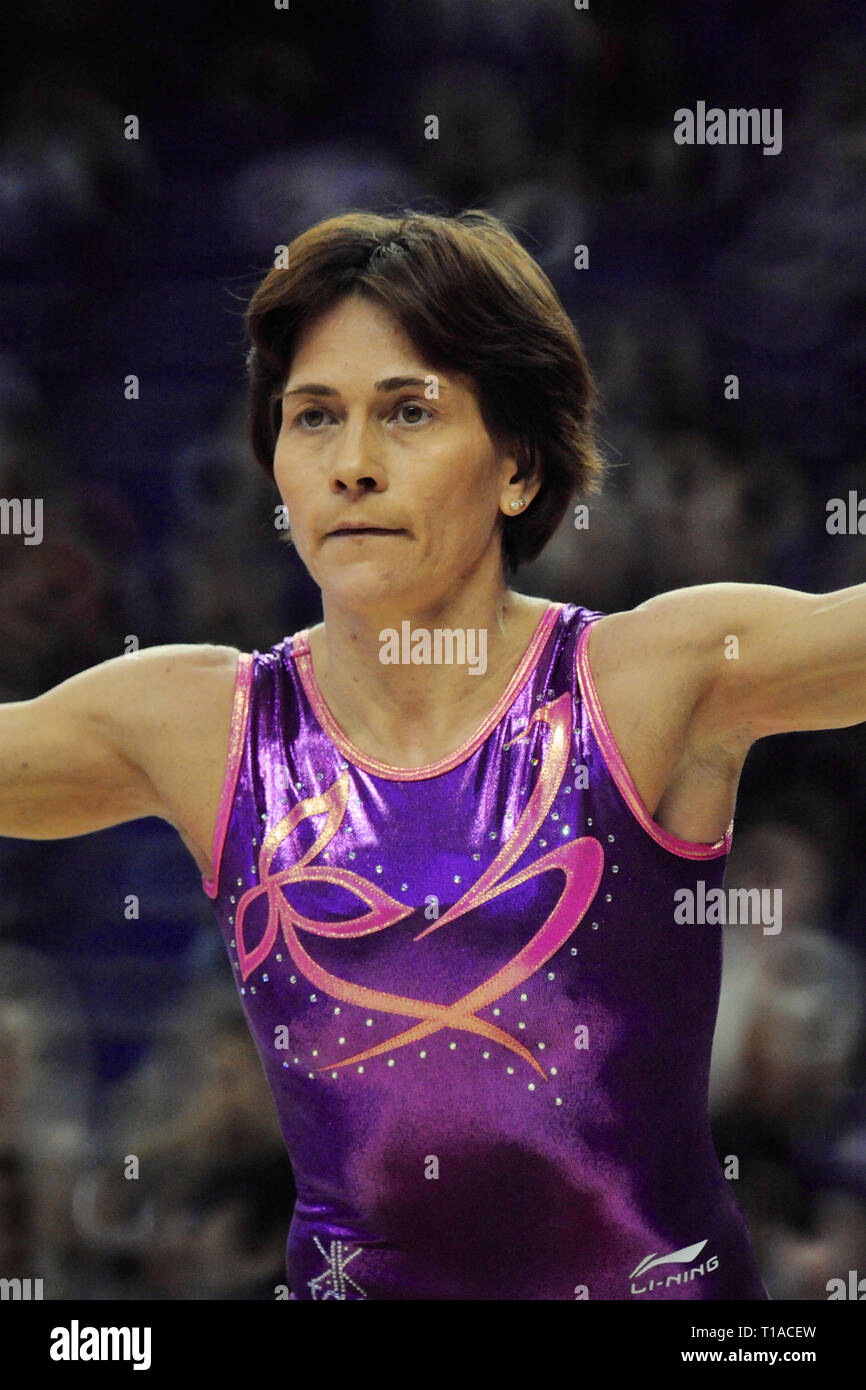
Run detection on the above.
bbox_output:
[84,643,246,771]
[583,586,755,759]
[580,588,723,736]
[583,585,739,681]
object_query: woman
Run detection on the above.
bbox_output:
[3,209,864,1300]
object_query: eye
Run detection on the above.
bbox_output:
[293,407,332,429]
[393,400,431,424]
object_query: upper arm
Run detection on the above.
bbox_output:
[615,582,866,751]
[0,644,241,843]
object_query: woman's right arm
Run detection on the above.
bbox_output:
[0,644,239,844]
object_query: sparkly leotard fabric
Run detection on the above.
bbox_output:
[201,601,770,1301]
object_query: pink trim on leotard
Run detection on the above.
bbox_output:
[292,602,565,782]
[576,618,733,861]
[202,651,254,898]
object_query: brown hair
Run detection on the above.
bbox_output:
[244,208,606,571]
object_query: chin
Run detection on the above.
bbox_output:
[319,567,413,609]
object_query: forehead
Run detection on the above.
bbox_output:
[284,294,479,402]
[290,295,416,364]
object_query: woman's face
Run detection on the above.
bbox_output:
[273,293,522,616]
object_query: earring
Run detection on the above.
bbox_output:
[509,498,527,510]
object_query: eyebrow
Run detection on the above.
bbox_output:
[282,375,443,398]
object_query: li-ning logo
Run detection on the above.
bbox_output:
[630,1240,719,1296]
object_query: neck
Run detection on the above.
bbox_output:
[306,587,551,767]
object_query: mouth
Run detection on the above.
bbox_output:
[326,527,404,538]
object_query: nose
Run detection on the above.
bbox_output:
[328,417,387,497]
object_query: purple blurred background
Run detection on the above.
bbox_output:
[1,0,865,1298]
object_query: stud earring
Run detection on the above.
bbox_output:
[509,498,527,510]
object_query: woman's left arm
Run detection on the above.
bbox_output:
[632,581,866,744]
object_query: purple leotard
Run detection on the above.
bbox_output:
[201,601,770,1300]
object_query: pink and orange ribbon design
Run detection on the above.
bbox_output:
[235,693,603,1080]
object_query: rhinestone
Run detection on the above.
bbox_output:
[401,882,408,892]
[357,1066,364,1073]
[493,1008,500,1016]
[282,1060,289,1069]
[570,946,578,955]
[250,986,256,994]
[419,1051,426,1058]
[308,1072,314,1078]
[507,1066,515,1074]
[550,1067,558,1075]
[561,826,571,835]
[338,1037,345,1045]
[520,993,527,1001]
[551,811,559,821]
[518,1022,526,1030]
[334,1007,341,1015]
[528,1083,536,1091]
[539,839,547,848]
[331,1072,337,1079]
[240,988,246,995]
[317,771,324,781]
[230,896,236,905]
[607,834,615,843]
[592,922,599,930]
[489,831,497,839]
[251,837,257,846]
[366,1019,373,1026]
[555,1097,563,1106]
[387,1059,395,1067]
[236,878,243,887]
[538,1042,545,1050]
[349,851,356,859]
[547,972,555,980]
[289,975,296,983]
[262,973,269,982]
[341,760,349,769]
[587,818,593,827]
[531,758,538,766]
[375,865,382,874]
[472,853,480,861]
[605,893,612,902]
[293,1057,298,1064]
[260,812,267,821]
[312,1050,318,1057]
[449,1042,456,1050]
[612,865,619,873]
[565,786,571,794]
[309,993,317,1002]
[276,954,283,962]
[230,939,236,948]
[482,1051,490,1059]
[454,875,461,883]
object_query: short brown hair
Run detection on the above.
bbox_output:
[244,208,606,571]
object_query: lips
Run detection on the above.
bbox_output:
[327,526,400,537]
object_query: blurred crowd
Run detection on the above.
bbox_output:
[0,0,864,1298]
